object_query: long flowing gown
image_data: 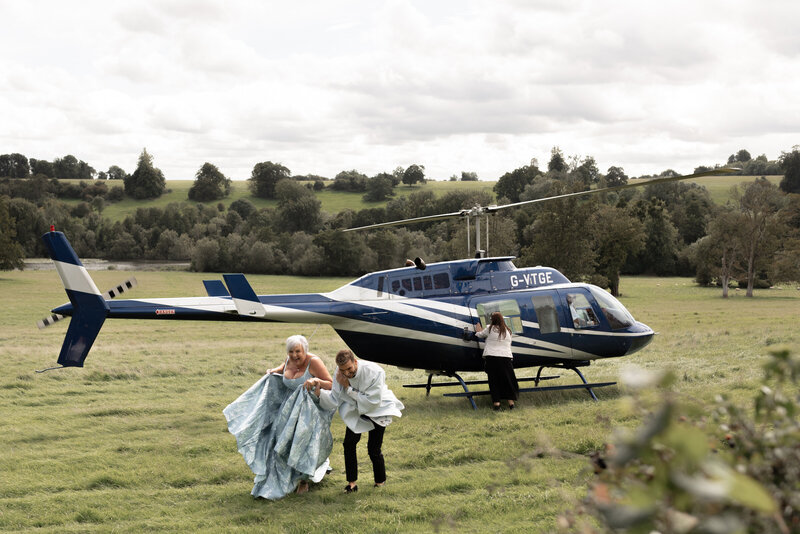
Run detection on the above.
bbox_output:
[223,362,334,499]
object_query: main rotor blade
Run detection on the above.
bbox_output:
[487,167,741,214]
[342,209,470,232]
[342,167,740,232]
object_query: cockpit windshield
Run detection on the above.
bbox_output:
[589,286,635,330]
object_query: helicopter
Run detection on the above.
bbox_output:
[37,167,739,409]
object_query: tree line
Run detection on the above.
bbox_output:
[1,146,799,297]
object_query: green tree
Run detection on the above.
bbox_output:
[575,156,599,187]
[313,229,374,276]
[494,162,540,203]
[460,171,479,181]
[6,198,46,255]
[391,166,404,186]
[627,198,680,275]
[690,208,747,297]
[518,198,595,281]
[53,155,95,180]
[275,179,322,233]
[29,158,54,177]
[229,198,256,220]
[604,166,628,187]
[575,350,799,533]
[591,205,645,296]
[248,161,290,199]
[106,165,128,181]
[124,149,166,199]
[331,169,368,192]
[53,155,79,179]
[728,148,752,163]
[547,146,566,173]
[0,153,30,178]
[188,162,231,202]
[363,173,395,202]
[0,196,25,269]
[778,146,800,194]
[733,178,786,297]
[402,164,425,186]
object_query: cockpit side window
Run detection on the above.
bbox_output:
[476,300,523,333]
[531,294,560,334]
[589,286,635,330]
[566,292,599,329]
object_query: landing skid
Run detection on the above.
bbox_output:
[403,364,616,410]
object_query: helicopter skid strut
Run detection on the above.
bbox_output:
[404,365,616,410]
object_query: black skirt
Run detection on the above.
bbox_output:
[484,356,519,402]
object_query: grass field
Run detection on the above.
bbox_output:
[630,174,782,205]
[2,271,799,532]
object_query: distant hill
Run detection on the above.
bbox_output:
[61,175,781,223]
[62,179,496,222]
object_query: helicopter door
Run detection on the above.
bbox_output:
[556,288,603,359]
[528,290,575,360]
[468,297,524,368]
[471,298,524,335]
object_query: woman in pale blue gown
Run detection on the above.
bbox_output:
[223,335,335,499]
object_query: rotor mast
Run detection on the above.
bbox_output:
[465,205,496,258]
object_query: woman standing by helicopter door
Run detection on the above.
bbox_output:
[475,311,519,410]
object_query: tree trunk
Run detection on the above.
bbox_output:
[720,250,730,298]
[610,272,620,297]
[746,251,755,298]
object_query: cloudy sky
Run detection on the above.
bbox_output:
[1,0,799,181]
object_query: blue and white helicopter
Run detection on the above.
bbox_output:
[38,168,737,408]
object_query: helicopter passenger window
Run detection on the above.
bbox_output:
[413,277,423,291]
[391,279,405,296]
[476,300,523,334]
[433,273,450,289]
[402,279,413,293]
[531,295,560,334]
[566,293,599,329]
[423,275,433,290]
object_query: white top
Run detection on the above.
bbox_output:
[319,359,404,433]
[475,326,513,358]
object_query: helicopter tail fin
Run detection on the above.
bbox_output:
[41,230,109,367]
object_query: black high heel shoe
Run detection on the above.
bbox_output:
[344,484,358,493]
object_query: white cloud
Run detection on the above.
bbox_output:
[1,0,799,181]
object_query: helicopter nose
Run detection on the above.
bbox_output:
[625,322,654,355]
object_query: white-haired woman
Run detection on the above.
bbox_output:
[224,335,334,499]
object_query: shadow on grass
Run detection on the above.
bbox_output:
[400,382,622,412]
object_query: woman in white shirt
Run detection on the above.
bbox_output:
[475,311,519,410]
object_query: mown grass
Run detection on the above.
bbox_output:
[1,271,798,532]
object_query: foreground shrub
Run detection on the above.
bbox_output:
[564,349,799,533]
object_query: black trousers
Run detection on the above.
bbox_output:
[343,423,386,484]
[484,356,519,403]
